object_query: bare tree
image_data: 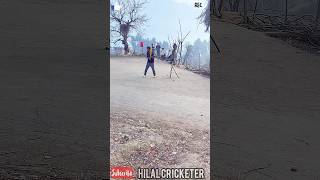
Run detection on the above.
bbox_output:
[110,0,148,54]
[198,0,213,32]
[176,20,190,65]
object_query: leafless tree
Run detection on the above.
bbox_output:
[110,0,148,54]
[176,20,190,65]
[198,0,213,32]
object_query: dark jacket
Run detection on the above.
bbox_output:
[147,48,155,63]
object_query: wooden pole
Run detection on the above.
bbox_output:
[316,0,320,29]
[253,0,258,21]
[243,0,247,23]
[285,0,288,23]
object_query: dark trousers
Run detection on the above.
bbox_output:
[144,62,156,76]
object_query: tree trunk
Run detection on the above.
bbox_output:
[124,43,129,54]
[120,23,130,55]
[122,35,129,55]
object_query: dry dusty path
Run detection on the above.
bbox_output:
[212,20,320,179]
[110,56,210,178]
[111,56,210,129]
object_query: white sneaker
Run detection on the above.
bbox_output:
[153,75,157,78]
[143,75,146,78]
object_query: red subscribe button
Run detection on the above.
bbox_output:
[111,166,135,179]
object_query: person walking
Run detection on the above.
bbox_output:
[143,46,156,78]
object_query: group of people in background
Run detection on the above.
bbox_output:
[143,43,177,78]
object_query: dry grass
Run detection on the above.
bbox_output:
[110,111,210,179]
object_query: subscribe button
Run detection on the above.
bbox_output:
[111,167,135,179]
[111,167,205,179]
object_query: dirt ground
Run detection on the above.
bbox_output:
[0,0,107,179]
[110,57,210,179]
[212,20,320,179]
